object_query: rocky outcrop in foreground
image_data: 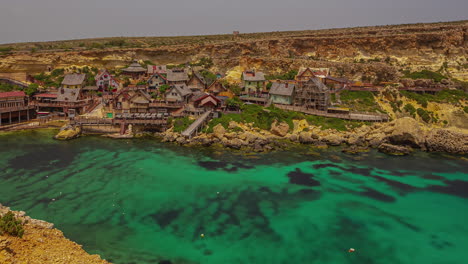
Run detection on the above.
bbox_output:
[54,124,81,140]
[158,117,468,155]
[0,204,110,264]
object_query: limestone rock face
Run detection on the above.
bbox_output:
[387,117,425,147]
[292,119,309,134]
[425,129,468,154]
[225,138,245,149]
[298,131,314,144]
[213,124,226,139]
[228,121,239,129]
[54,124,81,140]
[270,120,290,137]
[322,134,345,146]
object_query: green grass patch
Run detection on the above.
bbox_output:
[206,104,369,132]
[339,90,382,112]
[402,70,447,82]
[170,117,195,132]
[401,90,467,106]
[265,70,298,80]
[305,115,370,131]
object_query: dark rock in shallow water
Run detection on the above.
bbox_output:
[287,168,320,187]
[360,188,396,202]
[427,180,468,198]
[342,146,370,155]
[378,143,412,156]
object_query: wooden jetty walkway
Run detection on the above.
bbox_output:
[181,110,212,138]
[275,104,389,122]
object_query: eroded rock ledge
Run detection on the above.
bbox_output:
[0,204,110,264]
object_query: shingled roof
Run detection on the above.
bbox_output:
[122,60,146,73]
[269,82,296,96]
[62,73,86,86]
[191,72,207,85]
[56,88,82,102]
[242,70,265,81]
[0,91,26,98]
[297,68,330,79]
[166,68,189,82]
[168,83,192,97]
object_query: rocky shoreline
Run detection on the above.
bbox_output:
[156,117,468,155]
[0,204,110,264]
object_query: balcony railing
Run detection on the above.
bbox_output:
[30,100,92,108]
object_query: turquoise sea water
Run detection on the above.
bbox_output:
[0,130,467,264]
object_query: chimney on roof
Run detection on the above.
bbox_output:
[60,88,64,94]
[285,83,288,88]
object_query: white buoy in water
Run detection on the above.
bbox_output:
[348,248,355,253]
[200,234,205,238]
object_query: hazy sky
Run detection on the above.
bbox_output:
[0,0,467,44]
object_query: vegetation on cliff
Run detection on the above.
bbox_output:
[338,90,384,112]
[402,70,447,83]
[400,90,467,106]
[0,211,24,238]
[205,104,369,133]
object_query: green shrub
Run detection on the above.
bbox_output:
[401,90,467,106]
[265,70,298,80]
[389,102,401,112]
[403,104,416,117]
[159,84,170,94]
[0,211,25,238]
[417,108,431,123]
[464,106,468,114]
[403,70,447,83]
[0,83,16,92]
[172,117,195,132]
[339,90,381,112]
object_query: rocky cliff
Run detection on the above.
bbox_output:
[0,204,110,264]
[1,20,467,82]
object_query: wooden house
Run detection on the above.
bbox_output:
[295,68,330,86]
[61,73,86,89]
[165,84,192,104]
[32,88,92,115]
[193,93,221,110]
[95,70,120,91]
[0,91,34,126]
[113,88,152,113]
[147,73,167,90]
[242,70,266,93]
[294,78,330,111]
[147,65,167,75]
[269,81,296,105]
[206,79,228,95]
[324,76,352,92]
[166,68,189,85]
[121,60,147,79]
[187,72,207,92]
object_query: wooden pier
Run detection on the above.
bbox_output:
[181,110,213,138]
